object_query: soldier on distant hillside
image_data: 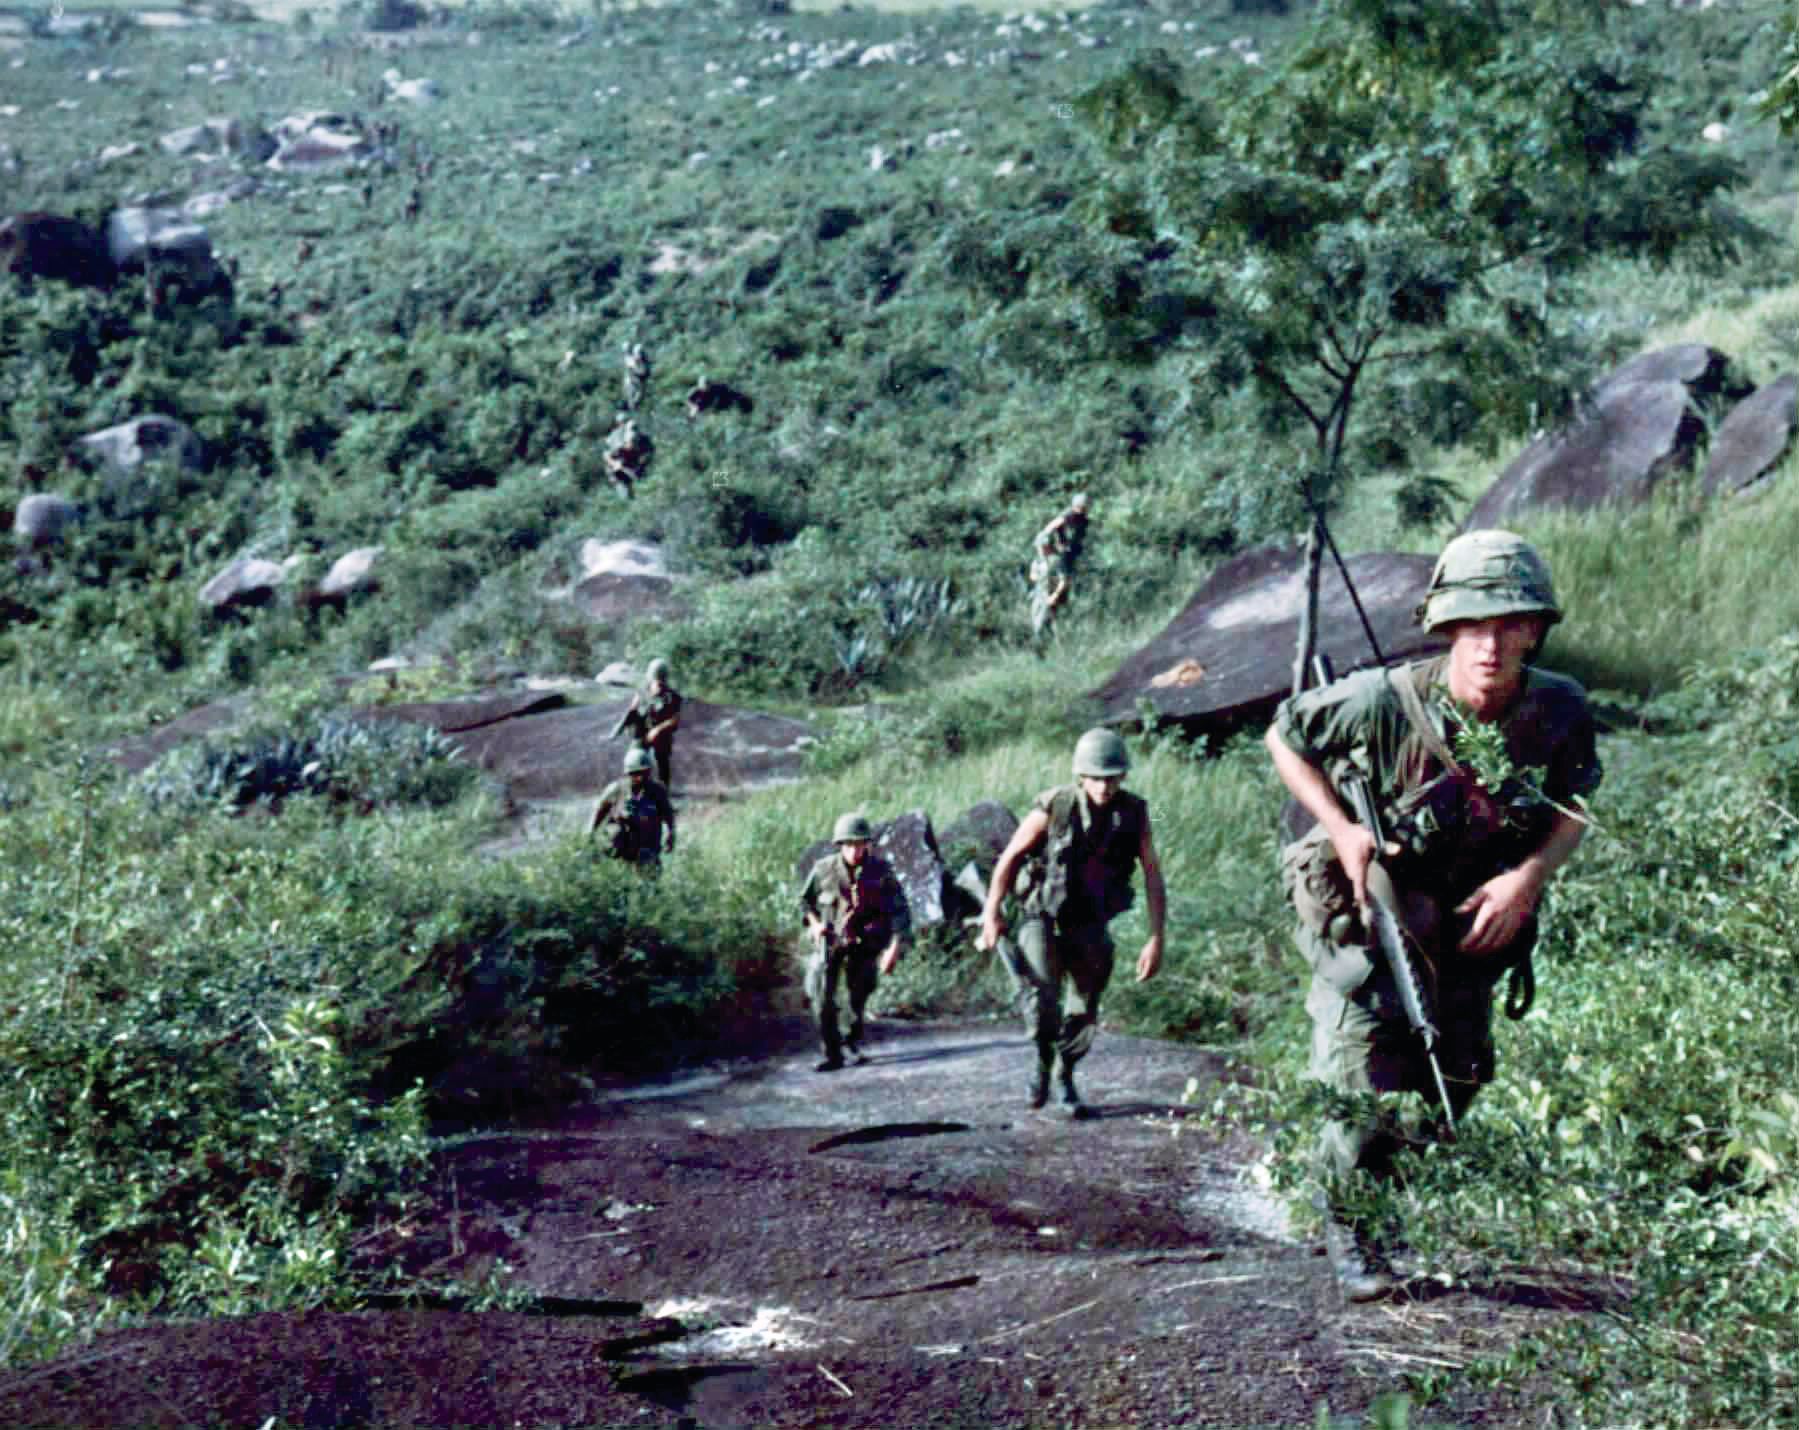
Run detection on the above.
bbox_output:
[604,412,654,498]
[623,342,651,411]
[1029,492,1091,640]
[589,745,676,871]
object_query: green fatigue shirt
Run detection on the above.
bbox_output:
[622,684,683,764]
[1034,508,1089,564]
[1017,783,1149,929]
[800,849,912,953]
[590,776,676,862]
[1273,655,1602,906]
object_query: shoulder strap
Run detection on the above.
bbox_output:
[1387,663,1462,776]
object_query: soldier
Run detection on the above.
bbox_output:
[976,728,1167,1117]
[604,411,654,498]
[612,657,682,790]
[623,341,651,411]
[1029,492,1091,640]
[588,745,677,871]
[800,814,911,1072]
[1265,529,1601,1301]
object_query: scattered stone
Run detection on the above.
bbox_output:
[316,546,384,600]
[13,493,82,550]
[199,556,289,614]
[72,415,206,478]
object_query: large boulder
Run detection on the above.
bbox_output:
[316,546,383,600]
[565,538,687,627]
[13,493,82,550]
[71,415,206,479]
[1463,344,1750,529]
[106,208,235,307]
[792,808,949,931]
[0,211,116,290]
[1090,546,1445,729]
[266,112,373,172]
[200,556,290,614]
[1702,375,1798,499]
[353,692,815,805]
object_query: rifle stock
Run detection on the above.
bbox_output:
[1340,770,1458,1137]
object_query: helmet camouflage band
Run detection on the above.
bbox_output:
[623,745,654,774]
[1416,529,1561,635]
[646,657,671,681]
[1071,727,1129,778]
[832,812,874,844]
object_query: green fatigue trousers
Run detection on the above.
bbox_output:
[1003,916,1114,1076]
[1299,895,1529,1187]
[805,935,880,1060]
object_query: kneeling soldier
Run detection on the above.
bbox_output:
[589,745,676,870]
[978,728,1167,1116]
[800,814,911,1072]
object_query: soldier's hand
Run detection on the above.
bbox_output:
[1332,824,1401,911]
[878,944,902,976]
[977,907,1006,952]
[1134,935,1163,983]
[1455,866,1542,956]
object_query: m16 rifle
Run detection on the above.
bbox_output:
[1340,768,1458,1138]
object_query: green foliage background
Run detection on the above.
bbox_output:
[4,0,1799,1422]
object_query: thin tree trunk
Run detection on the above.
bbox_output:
[1292,515,1324,697]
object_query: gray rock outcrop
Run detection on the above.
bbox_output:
[1463,344,1751,529]
[1702,375,1798,499]
[793,808,949,931]
[200,556,290,613]
[1091,547,1445,729]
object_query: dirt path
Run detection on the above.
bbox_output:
[1,1018,1590,1427]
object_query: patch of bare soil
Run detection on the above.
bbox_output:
[0,1019,1609,1428]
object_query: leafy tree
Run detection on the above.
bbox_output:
[1071,0,1760,687]
[1762,2,1799,136]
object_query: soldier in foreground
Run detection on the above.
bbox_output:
[799,814,911,1072]
[1265,530,1601,1301]
[977,728,1167,1117]
[612,657,683,790]
[1028,491,1091,640]
[589,745,676,871]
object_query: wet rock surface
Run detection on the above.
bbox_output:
[3,1018,1601,1428]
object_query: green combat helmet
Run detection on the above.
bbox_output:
[646,657,671,682]
[623,745,654,775]
[1416,529,1561,634]
[833,812,874,844]
[1071,727,1129,779]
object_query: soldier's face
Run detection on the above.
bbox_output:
[1446,614,1545,716]
[629,770,648,788]
[1080,774,1123,806]
[838,838,869,866]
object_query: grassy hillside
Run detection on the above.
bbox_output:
[4,0,1799,1420]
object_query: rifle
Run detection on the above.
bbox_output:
[1339,767,1459,1139]
[609,694,639,742]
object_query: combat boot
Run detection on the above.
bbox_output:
[1028,1059,1053,1110]
[844,1020,868,1065]
[1323,1218,1396,1303]
[1059,1069,1092,1121]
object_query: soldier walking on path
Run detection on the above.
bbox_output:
[977,728,1167,1117]
[612,657,682,790]
[800,814,911,1073]
[1029,491,1091,641]
[589,745,677,871]
[1265,529,1601,1302]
